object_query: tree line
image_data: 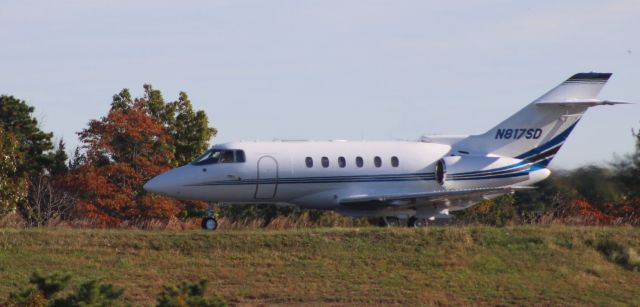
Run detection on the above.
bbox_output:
[0,88,639,227]
[0,86,215,226]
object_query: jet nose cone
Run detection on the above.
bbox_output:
[144,173,175,195]
[144,166,192,196]
[143,176,162,194]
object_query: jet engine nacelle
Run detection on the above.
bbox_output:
[435,155,530,190]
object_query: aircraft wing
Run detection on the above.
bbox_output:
[338,186,534,208]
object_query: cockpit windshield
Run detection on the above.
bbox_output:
[191,149,246,165]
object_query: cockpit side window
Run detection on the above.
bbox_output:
[220,150,235,163]
[191,149,246,165]
[235,150,246,163]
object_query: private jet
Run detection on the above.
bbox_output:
[144,72,629,230]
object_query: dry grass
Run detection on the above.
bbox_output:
[0,210,371,231]
[0,226,639,306]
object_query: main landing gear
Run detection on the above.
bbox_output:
[379,217,429,227]
[201,202,218,231]
[407,217,429,228]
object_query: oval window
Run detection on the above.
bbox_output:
[374,156,382,168]
[338,156,346,168]
[391,156,399,167]
[305,157,313,168]
[321,157,329,168]
[356,156,363,168]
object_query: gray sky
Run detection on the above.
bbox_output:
[1,0,638,169]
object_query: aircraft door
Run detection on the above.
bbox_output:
[254,156,278,199]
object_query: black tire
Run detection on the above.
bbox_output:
[408,217,428,228]
[201,217,218,231]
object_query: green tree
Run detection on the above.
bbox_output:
[613,125,640,199]
[0,95,55,175]
[0,128,28,217]
[53,280,125,307]
[28,272,72,299]
[172,92,217,166]
[7,271,71,306]
[142,84,176,130]
[110,88,133,112]
[49,139,69,176]
[6,272,124,307]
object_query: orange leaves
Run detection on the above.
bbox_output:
[570,199,614,224]
[551,198,616,225]
[62,101,182,225]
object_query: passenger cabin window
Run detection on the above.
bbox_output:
[338,156,346,168]
[321,157,329,168]
[374,156,382,168]
[356,156,363,168]
[391,156,399,167]
[305,157,313,168]
[191,149,246,165]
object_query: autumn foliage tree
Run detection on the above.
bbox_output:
[61,85,216,224]
[61,100,182,224]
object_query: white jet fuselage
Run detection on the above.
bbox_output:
[146,140,549,218]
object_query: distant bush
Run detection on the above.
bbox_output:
[453,195,516,227]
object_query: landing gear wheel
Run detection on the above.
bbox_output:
[379,217,401,227]
[408,217,428,228]
[201,217,218,231]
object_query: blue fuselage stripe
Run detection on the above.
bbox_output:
[187,171,528,187]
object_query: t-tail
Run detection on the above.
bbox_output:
[456,72,630,167]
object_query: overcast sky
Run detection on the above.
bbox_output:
[1,0,639,169]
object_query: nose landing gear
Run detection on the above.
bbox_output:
[201,202,219,231]
[201,217,218,230]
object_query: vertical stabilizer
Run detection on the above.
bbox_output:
[455,73,615,167]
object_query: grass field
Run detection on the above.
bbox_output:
[1,226,639,306]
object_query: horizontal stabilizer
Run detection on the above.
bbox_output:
[536,99,633,107]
